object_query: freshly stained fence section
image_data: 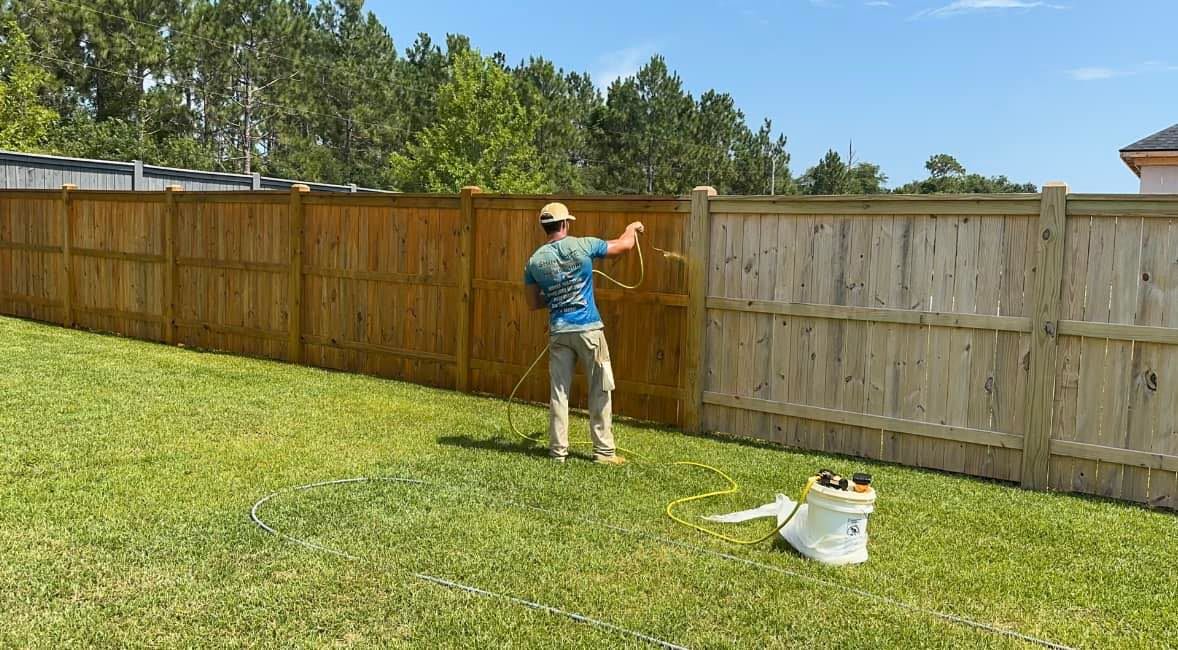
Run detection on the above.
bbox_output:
[2,187,1176,509]
[467,195,690,426]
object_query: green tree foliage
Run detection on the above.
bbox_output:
[800,150,848,195]
[513,56,600,193]
[731,118,791,195]
[586,55,791,195]
[0,20,57,150]
[892,153,1036,194]
[264,0,400,186]
[389,49,546,193]
[847,161,888,194]
[691,90,744,190]
[591,56,697,194]
[926,153,966,179]
[50,115,219,169]
[5,1,1034,194]
[799,148,887,195]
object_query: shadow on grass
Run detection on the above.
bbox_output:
[437,434,585,461]
[769,535,808,558]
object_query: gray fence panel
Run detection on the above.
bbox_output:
[0,150,391,193]
[0,154,134,190]
[142,165,254,191]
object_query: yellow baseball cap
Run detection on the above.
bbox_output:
[539,202,576,224]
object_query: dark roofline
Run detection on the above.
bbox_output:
[1120,123,1178,153]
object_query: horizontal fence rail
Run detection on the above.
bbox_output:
[2,186,1176,509]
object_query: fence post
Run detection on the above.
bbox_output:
[163,185,181,344]
[683,185,717,431]
[455,185,482,392]
[59,183,76,327]
[288,184,309,363]
[1021,182,1068,490]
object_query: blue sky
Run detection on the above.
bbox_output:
[369,0,1178,192]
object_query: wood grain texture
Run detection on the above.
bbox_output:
[1020,184,1067,490]
[682,187,714,431]
[287,186,307,362]
[59,185,74,326]
[163,187,179,344]
[455,187,480,392]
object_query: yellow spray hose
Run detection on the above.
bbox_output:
[505,233,813,545]
[665,467,817,545]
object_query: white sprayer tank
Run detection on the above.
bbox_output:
[703,475,877,566]
[781,482,875,566]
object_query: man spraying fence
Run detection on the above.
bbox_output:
[524,202,644,465]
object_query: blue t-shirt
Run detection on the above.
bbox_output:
[524,236,608,334]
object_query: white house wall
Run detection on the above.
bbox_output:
[1141,166,1178,194]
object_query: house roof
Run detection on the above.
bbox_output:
[1121,123,1178,152]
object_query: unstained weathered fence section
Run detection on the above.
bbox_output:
[697,194,1042,486]
[689,189,1178,509]
[2,186,1177,509]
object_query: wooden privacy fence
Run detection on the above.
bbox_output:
[2,185,1177,509]
[691,186,1178,510]
[0,185,691,426]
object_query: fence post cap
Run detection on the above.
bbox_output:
[1043,181,1068,189]
[165,184,183,192]
[61,183,77,191]
[692,185,717,196]
[461,185,482,194]
[290,184,310,193]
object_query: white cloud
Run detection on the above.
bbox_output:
[911,0,1065,20]
[1068,61,1178,81]
[591,46,655,93]
[865,1,892,6]
[1068,67,1119,81]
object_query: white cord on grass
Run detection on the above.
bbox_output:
[250,477,689,650]
[250,475,1075,650]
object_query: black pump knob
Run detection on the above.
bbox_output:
[852,473,872,486]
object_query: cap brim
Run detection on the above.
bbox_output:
[539,215,576,223]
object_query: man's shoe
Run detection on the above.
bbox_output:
[593,454,626,466]
[551,456,566,464]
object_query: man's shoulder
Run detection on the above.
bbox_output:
[524,244,555,275]
[565,236,604,253]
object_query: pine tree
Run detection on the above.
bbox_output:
[731,119,791,195]
[514,56,600,193]
[691,90,744,191]
[590,55,695,194]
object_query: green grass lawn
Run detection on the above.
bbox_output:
[1,315,1175,649]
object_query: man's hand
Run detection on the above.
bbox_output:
[606,221,645,257]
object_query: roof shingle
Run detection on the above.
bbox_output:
[1121,123,1178,152]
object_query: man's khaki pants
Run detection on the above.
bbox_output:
[548,329,616,459]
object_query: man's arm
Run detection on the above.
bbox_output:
[605,221,645,258]
[526,283,546,311]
